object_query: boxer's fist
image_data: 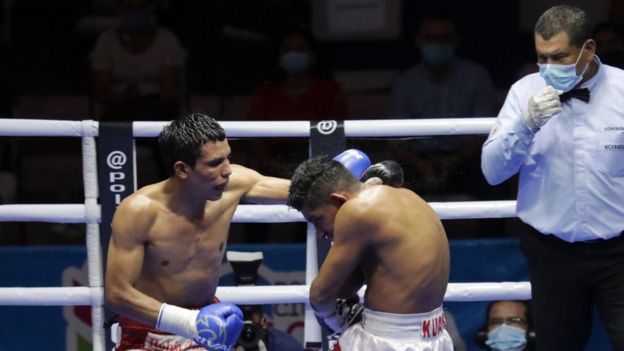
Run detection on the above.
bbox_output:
[336,295,363,329]
[195,303,243,351]
[156,302,243,351]
[360,160,404,187]
[333,149,371,179]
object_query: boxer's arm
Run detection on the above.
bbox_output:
[310,203,372,315]
[105,194,163,325]
[235,164,290,204]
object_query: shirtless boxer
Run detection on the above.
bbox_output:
[288,155,452,351]
[105,113,290,351]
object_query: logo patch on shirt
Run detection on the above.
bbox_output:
[604,126,624,131]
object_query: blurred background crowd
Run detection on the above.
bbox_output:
[0,0,623,245]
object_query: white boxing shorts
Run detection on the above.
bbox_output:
[332,306,453,351]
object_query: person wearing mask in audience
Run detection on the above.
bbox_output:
[249,28,347,125]
[248,26,347,177]
[392,11,497,119]
[477,300,534,351]
[247,28,347,242]
[482,5,624,350]
[391,10,501,237]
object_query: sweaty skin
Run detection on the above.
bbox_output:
[308,184,450,314]
[105,139,289,326]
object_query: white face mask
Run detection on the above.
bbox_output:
[538,41,590,92]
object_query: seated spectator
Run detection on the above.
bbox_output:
[390,10,500,209]
[248,27,347,178]
[392,11,497,119]
[476,300,535,351]
[89,0,187,121]
[245,28,347,242]
[592,21,624,69]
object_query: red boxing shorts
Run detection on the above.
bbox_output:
[114,298,220,351]
[332,306,453,351]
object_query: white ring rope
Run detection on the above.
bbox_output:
[0,118,496,137]
[0,201,518,223]
[0,282,531,306]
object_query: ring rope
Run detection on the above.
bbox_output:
[0,282,531,306]
[0,201,517,223]
[0,118,496,137]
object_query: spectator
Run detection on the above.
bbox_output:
[592,21,624,68]
[476,300,534,351]
[248,28,346,124]
[247,27,347,178]
[391,11,499,198]
[391,11,503,237]
[392,12,498,119]
[246,28,347,242]
[89,0,187,121]
[482,5,624,350]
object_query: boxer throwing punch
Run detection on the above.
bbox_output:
[104,113,291,351]
[288,151,452,350]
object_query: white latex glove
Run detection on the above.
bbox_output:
[525,86,562,132]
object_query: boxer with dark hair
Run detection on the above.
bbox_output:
[105,113,291,350]
[288,155,452,350]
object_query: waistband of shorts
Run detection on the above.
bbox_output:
[361,306,446,340]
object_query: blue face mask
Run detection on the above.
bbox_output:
[538,41,590,92]
[485,324,527,351]
[421,44,455,65]
[279,52,312,75]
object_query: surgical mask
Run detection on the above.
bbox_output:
[279,52,312,75]
[485,324,527,351]
[421,44,455,65]
[538,41,590,92]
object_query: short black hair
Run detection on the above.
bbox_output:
[535,5,591,48]
[288,155,359,211]
[158,113,226,174]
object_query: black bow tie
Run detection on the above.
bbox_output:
[560,88,590,103]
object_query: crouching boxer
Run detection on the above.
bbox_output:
[288,155,452,351]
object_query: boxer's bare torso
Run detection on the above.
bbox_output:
[105,139,289,325]
[309,185,449,314]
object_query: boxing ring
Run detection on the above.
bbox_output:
[0,118,531,351]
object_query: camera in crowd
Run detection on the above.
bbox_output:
[236,304,270,351]
[227,251,270,351]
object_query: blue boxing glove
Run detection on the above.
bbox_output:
[195,303,243,350]
[333,149,371,179]
[156,302,243,351]
[360,160,404,187]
